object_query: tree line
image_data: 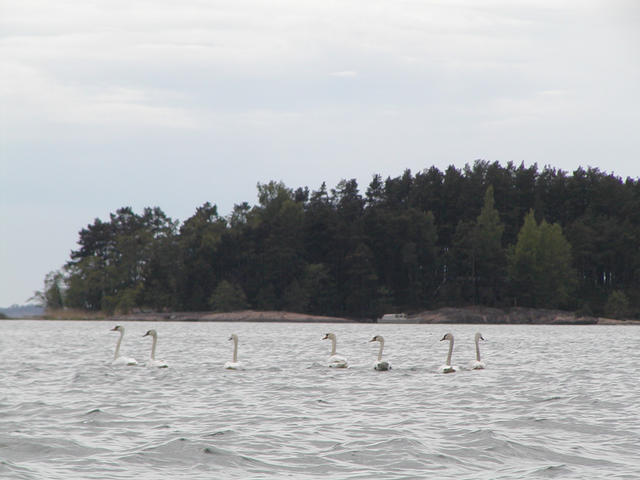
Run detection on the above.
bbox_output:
[37,161,640,319]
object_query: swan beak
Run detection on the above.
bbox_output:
[228,336,232,341]
[481,336,486,341]
[439,335,446,341]
[110,326,118,331]
[322,334,328,340]
[143,332,149,337]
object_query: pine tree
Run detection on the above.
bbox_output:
[508,210,576,308]
[472,186,506,305]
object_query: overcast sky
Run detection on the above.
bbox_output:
[1,0,639,307]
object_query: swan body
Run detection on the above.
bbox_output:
[439,332,458,373]
[143,329,168,368]
[322,333,348,368]
[110,325,138,366]
[112,355,138,366]
[369,335,391,371]
[224,334,243,370]
[471,332,486,369]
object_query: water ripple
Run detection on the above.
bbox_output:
[1,321,639,479]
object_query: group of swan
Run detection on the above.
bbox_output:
[111,326,242,370]
[439,332,486,373]
[110,325,486,372]
[110,325,167,368]
[324,333,390,371]
[323,331,485,372]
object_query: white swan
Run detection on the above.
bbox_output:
[322,333,348,368]
[224,334,243,370]
[110,325,138,366]
[369,335,391,371]
[439,332,458,373]
[471,332,486,369]
[142,329,168,368]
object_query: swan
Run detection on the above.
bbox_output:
[110,325,138,366]
[224,334,243,370]
[471,332,486,369]
[439,332,458,373]
[369,335,391,371]
[322,333,348,368]
[142,329,168,368]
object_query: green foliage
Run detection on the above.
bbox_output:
[605,291,630,319]
[451,186,506,306]
[178,202,227,310]
[255,284,277,310]
[52,161,640,318]
[575,303,594,318]
[508,210,576,308]
[65,206,179,311]
[536,220,576,307]
[344,243,379,317]
[30,270,66,310]
[282,279,308,313]
[301,263,338,315]
[209,281,248,312]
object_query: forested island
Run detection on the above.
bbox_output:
[34,161,640,321]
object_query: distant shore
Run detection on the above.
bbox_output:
[403,306,639,325]
[7,306,639,324]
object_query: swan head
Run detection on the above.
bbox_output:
[111,325,124,333]
[228,333,238,342]
[475,332,485,341]
[369,335,384,343]
[440,332,454,341]
[322,333,336,341]
[143,329,157,338]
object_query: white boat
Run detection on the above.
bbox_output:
[378,313,415,323]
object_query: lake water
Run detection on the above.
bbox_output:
[1,320,639,479]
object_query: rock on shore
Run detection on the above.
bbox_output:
[394,306,599,324]
[112,310,354,323]
[62,306,637,324]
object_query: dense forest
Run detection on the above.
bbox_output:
[37,161,640,319]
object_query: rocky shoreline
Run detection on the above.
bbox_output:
[402,306,619,325]
[107,306,638,324]
[110,310,355,323]
[10,306,639,324]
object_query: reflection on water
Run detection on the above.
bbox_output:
[1,321,639,479]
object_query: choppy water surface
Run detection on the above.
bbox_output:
[1,321,639,479]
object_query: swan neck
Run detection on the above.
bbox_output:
[377,339,384,361]
[330,337,337,356]
[232,337,238,363]
[114,331,123,360]
[150,335,157,360]
[475,337,481,362]
[446,337,454,366]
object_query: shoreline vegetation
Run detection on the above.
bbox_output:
[30,162,640,321]
[10,306,639,325]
